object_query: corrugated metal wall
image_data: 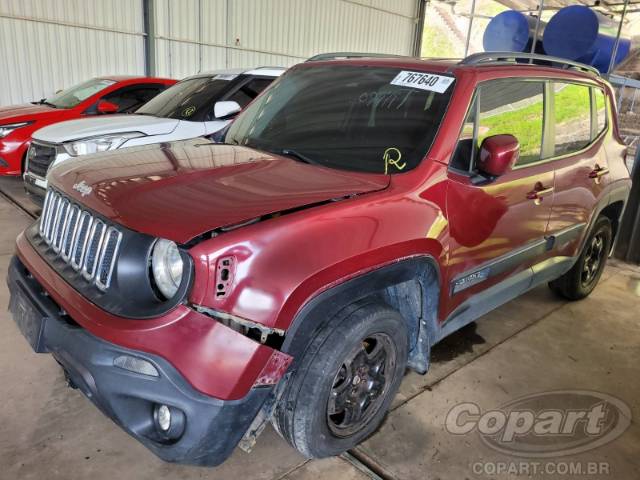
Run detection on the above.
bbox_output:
[0,0,145,105]
[0,0,419,105]
[153,0,419,79]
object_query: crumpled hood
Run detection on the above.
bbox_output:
[0,103,58,123]
[48,138,390,243]
[33,114,180,143]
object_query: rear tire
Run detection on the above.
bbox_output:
[273,302,408,458]
[549,216,612,300]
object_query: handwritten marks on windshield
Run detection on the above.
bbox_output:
[383,147,405,174]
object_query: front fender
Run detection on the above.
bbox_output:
[187,186,449,332]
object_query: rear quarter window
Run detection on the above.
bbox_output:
[594,87,607,136]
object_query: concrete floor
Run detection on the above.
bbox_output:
[0,177,639,479]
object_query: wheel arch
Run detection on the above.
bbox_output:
[281,255,442,375]
[599,200,624,245]
[580,184,630,254]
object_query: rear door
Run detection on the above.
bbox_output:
[545,82,610,261]
[444,78,554,316]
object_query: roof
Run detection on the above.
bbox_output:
[185,66,286,80]
[96,75,142,81]
[299,53,602,82]
[96,75,174,82]
[300,56,458,74]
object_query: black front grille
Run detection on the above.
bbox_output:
[27,142,57,177]
[40,189,122,291]
[26,193,192,319]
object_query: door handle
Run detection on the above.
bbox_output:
[589,166,610,179]
[527,185,554,202]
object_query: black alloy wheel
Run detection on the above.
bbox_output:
[327,333,396,437]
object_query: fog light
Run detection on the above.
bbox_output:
[153,404,186,441]
[156,404,171,431]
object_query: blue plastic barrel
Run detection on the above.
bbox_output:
[483,10,545,53]
[543,5,630,73]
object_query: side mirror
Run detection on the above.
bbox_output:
[214,100,242,119]
[97,100,119,114]
[477,134,519,177]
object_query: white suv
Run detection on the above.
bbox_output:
[24,67,284,204]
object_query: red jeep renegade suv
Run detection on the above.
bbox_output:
[7,53,631,466]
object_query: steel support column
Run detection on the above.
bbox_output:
[615,148,640,264]
[464,0,477,57]
[143,0,156,76]
[607,0,629,76]
[413,0,428,57]
[529,0,544,58]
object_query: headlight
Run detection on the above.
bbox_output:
[151,239,184,299]
[0,121,33,138]
[62,132,143,156]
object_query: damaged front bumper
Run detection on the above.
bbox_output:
[7,255,290,466]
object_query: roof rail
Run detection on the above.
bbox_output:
[306,52,408,62]
[459,52,600,76]
[251,66,287,71]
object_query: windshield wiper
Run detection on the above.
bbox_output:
[32,99,58,108]
[277,148,323,166]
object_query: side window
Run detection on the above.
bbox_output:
[227,78,273,108]
[593,87,607,137]
[103,85,166,113]
[450,80,545,171]
[553,82,591,156]
[478,80,544,166]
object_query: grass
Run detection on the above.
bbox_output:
[480,98,544,161]
[480,84,595,162]
[422,24,459,58]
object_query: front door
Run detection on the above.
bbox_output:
[443,79,554,319]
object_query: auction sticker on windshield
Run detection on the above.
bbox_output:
[391,71,454,93]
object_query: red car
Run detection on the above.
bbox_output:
[0,76,175,175]
[7,53,631,466]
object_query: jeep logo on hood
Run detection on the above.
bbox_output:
[445,390,632,458]
[72,180,92,197]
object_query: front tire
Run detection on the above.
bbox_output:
[549,216,612,300]
[273,302,408,458]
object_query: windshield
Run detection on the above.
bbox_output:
[46,78,116,109]
[224,65,454,174]
[136,76,232,121]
